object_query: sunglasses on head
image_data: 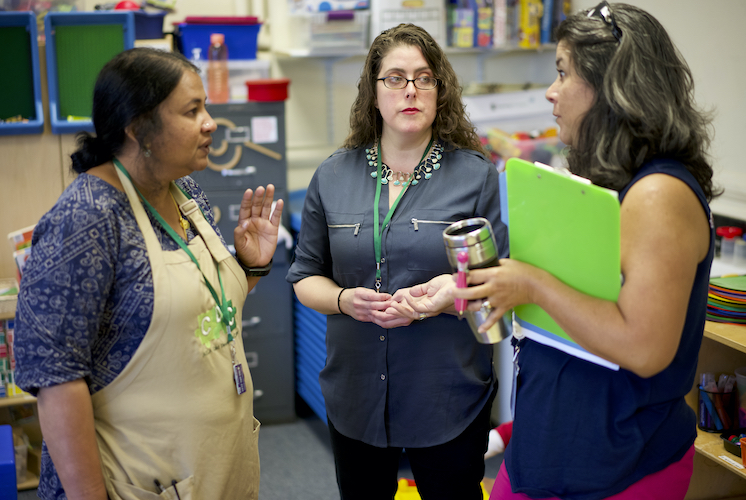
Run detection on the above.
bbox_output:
[587,1,623,43]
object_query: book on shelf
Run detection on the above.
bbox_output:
[8,224,35,283]
[7,224,35,252]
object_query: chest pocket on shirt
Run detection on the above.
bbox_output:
[327,212,365,275]
[407,210,459,272]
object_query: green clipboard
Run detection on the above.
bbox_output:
[506,157,621,369]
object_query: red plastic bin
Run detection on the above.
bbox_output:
[246,78,290,102]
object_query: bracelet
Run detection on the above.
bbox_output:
[337,288,349,316]
[237,257,273,277]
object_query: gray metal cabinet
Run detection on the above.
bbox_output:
[191,101,295,424]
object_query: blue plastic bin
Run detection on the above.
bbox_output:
[177,23,261,60]
[0,425,16,500]
[134,11,166,39]
[0,12,44,136]
[45,11,136,134]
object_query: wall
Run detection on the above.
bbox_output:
[615,0,746,220]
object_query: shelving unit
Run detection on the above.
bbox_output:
[0,293,40,491]
[687,321,746,498]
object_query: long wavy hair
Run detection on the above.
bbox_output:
[558,3,719,200]
[342,23,485,155]
[70,48,198,173]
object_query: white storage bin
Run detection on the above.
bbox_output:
[289,0,370,13]
[370,0,446,46]
[286,10,370,53]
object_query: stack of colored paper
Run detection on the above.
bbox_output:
[708,275,746,324]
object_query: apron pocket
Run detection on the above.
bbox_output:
[109,475,194,500]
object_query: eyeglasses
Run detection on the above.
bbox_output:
[587,1,623,43]
[377,76,440,90]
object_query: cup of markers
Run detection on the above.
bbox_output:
[699,372,738,432]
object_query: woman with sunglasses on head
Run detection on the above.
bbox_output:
[287,23,508,500]
[467,3,715,499]
[401,2,717,499]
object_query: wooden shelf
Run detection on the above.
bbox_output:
[0,277,17,320]
[696,427,746,478]
[17,472,39,491]
[705,321,746,355]
[0,300,16,320]
[0,394,36,408]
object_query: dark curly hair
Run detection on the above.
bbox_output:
[342,23,485,155]
[557,3,719,200]
[70,47,198,173]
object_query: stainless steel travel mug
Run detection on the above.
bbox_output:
[443,218,510,344]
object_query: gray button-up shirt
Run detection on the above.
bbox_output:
[287,144,508,448]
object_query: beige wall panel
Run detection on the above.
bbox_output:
[0,133,65,280]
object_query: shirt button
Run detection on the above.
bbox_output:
[380,374,386,380]
[381,258,386,263]
[380,335,385,341]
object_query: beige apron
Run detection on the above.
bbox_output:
[91,166,260,500]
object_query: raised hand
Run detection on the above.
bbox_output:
[233,184,284,269]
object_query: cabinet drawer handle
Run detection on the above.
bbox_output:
[220,166,257,177]
[243,316,262,328]
[226,126,250,143]
[245,351,258,368]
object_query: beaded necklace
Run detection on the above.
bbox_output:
[367,141,444,186]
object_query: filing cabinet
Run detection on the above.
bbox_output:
[192,101,295,424]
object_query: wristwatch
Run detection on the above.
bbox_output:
[237,257,273,277]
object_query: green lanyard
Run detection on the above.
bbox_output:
[373,138,433,292]
[113,159,237,340]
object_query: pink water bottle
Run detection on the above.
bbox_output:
[455,251,469,315]
[208,33,229,103]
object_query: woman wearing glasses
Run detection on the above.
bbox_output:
[287,23,507,499]
[441,3,715,499]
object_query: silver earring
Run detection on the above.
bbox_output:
[144,149,151,157]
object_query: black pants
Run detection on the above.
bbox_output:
[327,397,493,500]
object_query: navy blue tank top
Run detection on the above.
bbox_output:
[505,159,715,500]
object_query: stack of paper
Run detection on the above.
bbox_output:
[707,276,746,324]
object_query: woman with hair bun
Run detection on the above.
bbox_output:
[14,47,282,500]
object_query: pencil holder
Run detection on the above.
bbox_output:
[698,385,737,432]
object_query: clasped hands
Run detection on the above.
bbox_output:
[352,259,537,332]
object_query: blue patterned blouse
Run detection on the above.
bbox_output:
[13,172,226,499]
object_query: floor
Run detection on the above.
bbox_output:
[17,402,504,500]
